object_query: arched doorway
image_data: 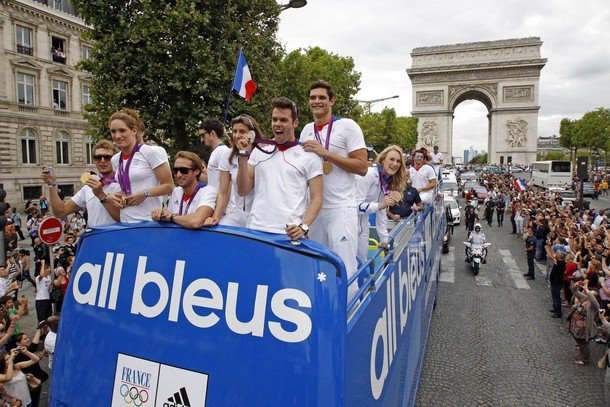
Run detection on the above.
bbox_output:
[449,88,494,164]
[453,100,490,164]
[407,37,547,165]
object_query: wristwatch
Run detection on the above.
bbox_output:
[299,223,309,235]
[143,188,149,198]
[99,195,108,204]
[238,150,251,157]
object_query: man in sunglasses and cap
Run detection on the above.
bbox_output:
[151,151,216,228]
[42,140,121,226]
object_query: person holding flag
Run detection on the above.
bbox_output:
[300,80,368,301]
[41,140,121,226]
[514,178,528,192]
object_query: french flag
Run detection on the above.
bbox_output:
[232,50,256,102]
[514,178,527,191]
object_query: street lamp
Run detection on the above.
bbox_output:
[280,0,307,11]
[356,95,400,114]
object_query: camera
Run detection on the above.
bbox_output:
[15,346,23,352]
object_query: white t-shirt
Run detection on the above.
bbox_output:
[45,331,57,370]
[355,167,389,243]
[70,182,121,227]
[35,275,51,300]
[247,145,323,234]
[111,144,169,223]
[207,144,231,192]
[409,165,437,191]
[3,371,31,406]
[429,151,443,174]
[167,185,217,216]
[300,117,366,208]
[218,149,254,213]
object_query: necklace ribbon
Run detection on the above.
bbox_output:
[117,143,142,195]
[252,138,300,154]
[313,116,335,160]
[378,166,392,196]
[179,184,201,215]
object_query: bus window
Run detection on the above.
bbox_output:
[551,161,571,172]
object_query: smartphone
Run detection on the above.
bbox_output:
[45,166,54,174]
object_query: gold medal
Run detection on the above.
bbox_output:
[79,172,92,184]
[323,161,333,175]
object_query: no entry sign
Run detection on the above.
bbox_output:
[39,217,63,245]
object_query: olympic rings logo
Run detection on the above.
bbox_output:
[120,384,149,406]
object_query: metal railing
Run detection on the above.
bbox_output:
[17,44,33,56]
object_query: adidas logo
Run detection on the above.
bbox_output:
[340,236,347,242]
[163,387,191,407]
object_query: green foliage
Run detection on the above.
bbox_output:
[73,0,283,154]
[357,108,418,152]
[537,151,570,161]
[469,153,487,164]
[559,108,610,161]
[277,47,362,128]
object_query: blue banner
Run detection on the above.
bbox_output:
[50,225,346,406]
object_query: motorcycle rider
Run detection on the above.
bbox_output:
[465,223,487,263]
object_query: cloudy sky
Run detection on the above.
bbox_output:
[276,0,610,158]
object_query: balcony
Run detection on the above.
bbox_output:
[17,44,34,56]
[18,105,38,114]
[54,110,69,117]
[51,50,66,64]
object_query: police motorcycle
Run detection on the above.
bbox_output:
[463,241,491,275]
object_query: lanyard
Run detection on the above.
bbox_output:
[377,166,392,196]
[179,184,201,215]
[313,117,335,157]
[99,172,116,187]
[252,138,300,154]
[117,143,142,195]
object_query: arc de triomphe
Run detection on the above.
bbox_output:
[407,38,547,165]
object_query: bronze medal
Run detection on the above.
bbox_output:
[323,161,333,175]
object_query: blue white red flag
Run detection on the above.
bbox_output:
[232,50,256,102]
[514,178,527,191]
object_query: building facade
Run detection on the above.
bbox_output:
[536,136,563,155]
[0,0,94,209]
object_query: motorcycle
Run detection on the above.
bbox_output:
[463,241,491,275]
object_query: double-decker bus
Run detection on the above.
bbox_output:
[531,160,572,188]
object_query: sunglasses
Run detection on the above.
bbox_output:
[93,154,113,161]
[172,167,193,175]
[414,155,424,159]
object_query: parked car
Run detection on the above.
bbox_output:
[441,180,460,199]
[582,182,595,197]
[444,196,460,225]
[474,186,488,203]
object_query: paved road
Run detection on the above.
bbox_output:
[416,195,608,406]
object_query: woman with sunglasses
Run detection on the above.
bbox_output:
[203,114,264,227]
[107,109,173,223]
[355,145,407,262]
[151,151,216,228]
[42,140,121,226]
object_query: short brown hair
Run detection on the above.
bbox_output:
[308,80,335,100]
[174,151,204,175]
[271,97,299,121]
[92,139,118,155]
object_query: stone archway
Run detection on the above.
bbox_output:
[407,38,547,165]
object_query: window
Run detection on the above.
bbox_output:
[85,139,93,165]
[15,25,33,55]
[551,161,571,173]
[56,131,70,164]
[52,0,69,13]
[58,184,74,197]
[82,85,91,106]
[52,80,68,110]
[17,73,35,105]
[23,186,42,201]
[51,36,66,63]
[20,128,37,164]
[82,46,92,60]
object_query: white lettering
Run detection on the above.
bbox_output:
[268,288,312,343]
[399,260,410,334]
[182,278,223,328]
[225,283,268,337]
[370,309,388,400]
[130,256,170,318]
[168,261,185,322]
[97,252,114,308]
[73,262,102,305]
[108,253,123,310]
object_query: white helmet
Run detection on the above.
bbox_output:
[474,223,482,230]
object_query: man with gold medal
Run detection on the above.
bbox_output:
[300,80,368,302]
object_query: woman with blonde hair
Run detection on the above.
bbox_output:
[354,145,408,262]
[106,109,173,223]
[204,114,265,227]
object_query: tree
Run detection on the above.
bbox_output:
[357,108,418,152]
[74,0,284,154]
[469,153,487,164]
[559,118,580,162]
[580,108,610,159]
[277,47,362,127]
[538,151,570,161]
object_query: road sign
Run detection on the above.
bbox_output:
[39,217,63,245]
[598,159,604,167]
